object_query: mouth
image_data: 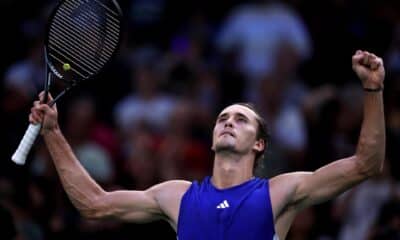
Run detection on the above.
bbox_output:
[220,131,235,137]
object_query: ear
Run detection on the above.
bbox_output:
[252,138,265,153]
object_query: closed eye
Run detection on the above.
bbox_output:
[215,118,225,125]
[217,113,229,123]
[237,117,247,123]
[236,114,249,123]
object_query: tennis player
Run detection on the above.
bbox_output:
[29,50,385,239]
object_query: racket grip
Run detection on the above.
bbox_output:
[11,124,42,165]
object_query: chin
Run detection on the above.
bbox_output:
[214,141,236,153]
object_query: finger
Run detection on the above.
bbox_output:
[368,53,380,66]
[43,100,57,112]
[39,92,54,102]
[31,106,44,118]
[374,58,383,70]
[366,53,374,65]
[37,104,56,114]
[38,91,45,103]
[29,112,42,124]
[32,111,43,120]
[39,92,46,103]
[353,49,366,61]
[362,54,369,65]
[29,113,35,124]
[370,61,378,70]
[352,53,364,65]
[369,56,381,70]
[33,100,49,114]
[377,58,383,67]
[355,49,364,55]
[51,101,57,111]
[33,100,41,108]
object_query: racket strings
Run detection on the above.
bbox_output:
[49,29,106,72]
[53,8,116,55]
[47,0,121,78]
[64,0,120,39]
[49,9,117,70]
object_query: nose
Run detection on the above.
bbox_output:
[224,117,233,128]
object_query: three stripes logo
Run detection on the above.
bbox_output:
[216,200,230,209]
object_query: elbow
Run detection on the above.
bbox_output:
[356,154,384,179]
[80,207,106,219]
[79,209,101,219]
[360,163,383,178]
[356,138,385,178]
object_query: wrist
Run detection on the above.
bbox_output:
[42,125,61,137]
[363,83,383,92]
[363,86,383,92]
[364,86,383,92]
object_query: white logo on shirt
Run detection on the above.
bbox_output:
[216,200,230,209]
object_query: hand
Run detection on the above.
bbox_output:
[29,92,59,135]
[352,50,385,89]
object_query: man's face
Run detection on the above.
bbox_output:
[212,104,263,155]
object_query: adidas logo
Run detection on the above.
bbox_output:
[216,200,230,209]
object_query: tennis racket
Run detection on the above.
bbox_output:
[11,0,123,165]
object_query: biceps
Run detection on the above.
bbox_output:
[98,190,164,223]
[295,156,365,208]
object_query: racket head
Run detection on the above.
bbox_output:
[44,0,123,84]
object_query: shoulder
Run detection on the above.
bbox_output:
[146,180,192,226]
[161,180,192,188]
[147,180,192,204]
[148,180,192,195]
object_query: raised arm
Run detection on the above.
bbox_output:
[271,50,385,213]
[29,94,190,226]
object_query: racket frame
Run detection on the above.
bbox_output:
[11,0,123,165]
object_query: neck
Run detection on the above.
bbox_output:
[211,152,254,189]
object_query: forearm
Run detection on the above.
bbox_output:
[356,91,385,175]
[43,128,106,216]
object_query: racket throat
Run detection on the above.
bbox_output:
[49,83,75,107]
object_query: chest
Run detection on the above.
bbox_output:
[199,190,269,224]
[178,185,275,240]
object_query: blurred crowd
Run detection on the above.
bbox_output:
[1,0,400,239]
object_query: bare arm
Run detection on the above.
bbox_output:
[271,50,385,213]
[42,129,164,221]
[30,94,190,224]
[43,128,106,217]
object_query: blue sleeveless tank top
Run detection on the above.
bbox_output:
[177,176,276,240]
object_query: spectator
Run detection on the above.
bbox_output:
[216,0,312,102]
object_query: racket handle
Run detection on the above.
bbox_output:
[11,124,41,165]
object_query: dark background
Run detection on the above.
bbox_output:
[0,0,399,239]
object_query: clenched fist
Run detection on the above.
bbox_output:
[352,50,385,90]
[29,92,59,135]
